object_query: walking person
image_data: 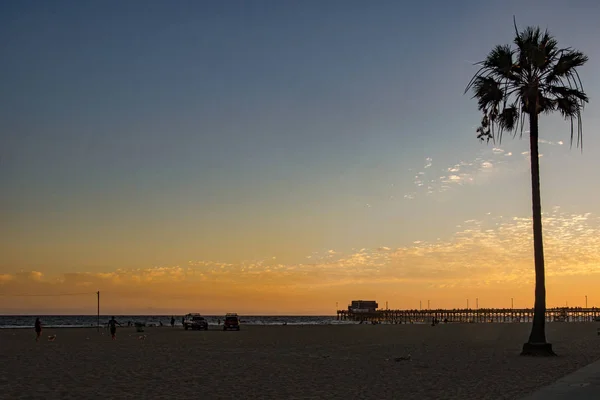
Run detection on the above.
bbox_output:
[34,318,42,342]
[170,316,175,327]
[107,316,121,340]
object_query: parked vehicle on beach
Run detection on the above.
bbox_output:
[223,313,240,331]
[183,313,208,330]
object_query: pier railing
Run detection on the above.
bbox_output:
[336,307,600,323]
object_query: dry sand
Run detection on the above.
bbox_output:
[1,322,599,399]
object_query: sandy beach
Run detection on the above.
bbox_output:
[1,323,599,399]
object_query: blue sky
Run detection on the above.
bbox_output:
[1,1,600,313]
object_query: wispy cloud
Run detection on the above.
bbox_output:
[403,139,565,200]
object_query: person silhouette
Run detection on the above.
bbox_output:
[34,318,42,342]
[107,316,121,340]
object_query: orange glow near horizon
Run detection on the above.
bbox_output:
[2,207,599,315]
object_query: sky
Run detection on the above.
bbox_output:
[1,0,600,315]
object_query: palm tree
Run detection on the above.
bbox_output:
[465,19,588,356]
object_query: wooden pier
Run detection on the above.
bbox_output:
[336,307,600,324]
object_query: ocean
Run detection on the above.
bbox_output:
[0,315,355,329]
[4,313,596,328]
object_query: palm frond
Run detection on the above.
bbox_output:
[538,96,556,114]
[496,105,520,142]
[464,63,490,95]
[538,31,559,72]
[546,86,589,103]
[514,26,544,75]
[545,50,588,85]
[476,112,494,144]
[472,76,504,111]
[483,45,519,82]
[555,96,581,118]
[554,92,586,150]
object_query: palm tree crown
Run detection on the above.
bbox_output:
[465,21,589,147]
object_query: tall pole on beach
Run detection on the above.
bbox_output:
[97,291,100,332]
[511,298,514,309]
[585,295,588,308]
[428,300,430,310]
[420,300,422,310]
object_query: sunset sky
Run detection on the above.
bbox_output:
[1,1,600,315]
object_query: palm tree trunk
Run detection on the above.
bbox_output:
[527,110,547,342]
[521,107,556,356]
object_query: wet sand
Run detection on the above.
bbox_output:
[1,323,599,399]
